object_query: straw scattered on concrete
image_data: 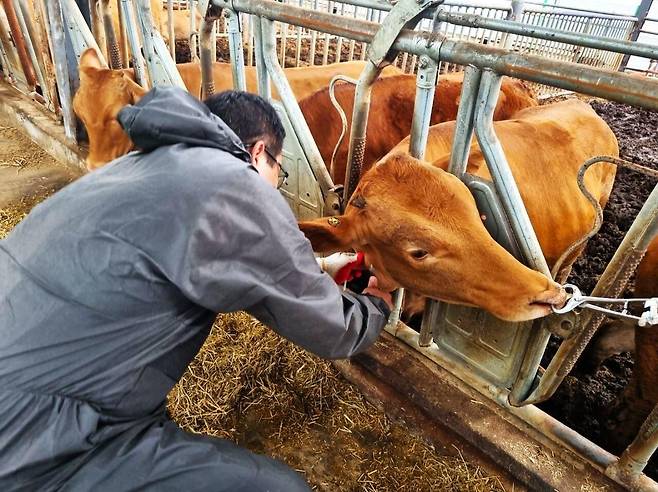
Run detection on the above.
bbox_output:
[168,313,507,491]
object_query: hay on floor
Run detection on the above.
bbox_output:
[168,313,506,491]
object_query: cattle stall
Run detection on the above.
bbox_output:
[1,0,658,489]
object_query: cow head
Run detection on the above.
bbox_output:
[299,152,565,322]
[73,48,146,170]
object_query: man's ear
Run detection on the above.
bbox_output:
[298,215,358,253]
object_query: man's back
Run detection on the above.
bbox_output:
[0,87,388,490]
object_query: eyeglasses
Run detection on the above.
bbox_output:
[244,142,289,189]
[263,146,289,189]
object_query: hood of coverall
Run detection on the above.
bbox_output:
[117,85,252,164]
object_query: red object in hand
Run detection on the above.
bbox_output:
[334,251,365,284]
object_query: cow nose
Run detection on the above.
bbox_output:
[533,282,567,307]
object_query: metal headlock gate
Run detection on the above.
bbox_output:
[1,0,658,489]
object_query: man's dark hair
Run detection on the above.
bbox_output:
[205,91,286,157]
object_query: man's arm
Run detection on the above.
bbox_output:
[172,169,390,359]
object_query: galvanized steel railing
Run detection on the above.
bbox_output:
[206,0,641,97]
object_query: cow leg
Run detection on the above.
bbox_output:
[602,324,658,453]
[61,418,311,492]
[578,319,635,374]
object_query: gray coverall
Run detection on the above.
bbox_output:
[0,87,389,491]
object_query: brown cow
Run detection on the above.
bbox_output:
[388,99,620,320]
[299,73,538,185]
[73,48,401,169]
[298,100,617,322]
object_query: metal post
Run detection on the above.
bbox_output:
[260,17,337,207]
[119,0,147,87]
[46,0,77,141]
[620,0,654,71]
[474,69,551,277]
[502,0,524,49]
[200,13,219,97]
[33,0,60,112]
[608,403,658,487]
[190,0,198,61]
[0,30,15,84]
[99,0,123,68]
[447,65,482,178]
[408,55,438,160]
[168,0,176,58]
[342,63,381,202]
[12,0,49,104]
[2,0,36,87]
[135,0,185,88]
[226,8,246,91]
[89,0,107,60]
[408,53,439,347]
[252,16,271,99]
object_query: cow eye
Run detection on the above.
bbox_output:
[409,249,429,260]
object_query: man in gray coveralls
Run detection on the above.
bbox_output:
[0,87,392,491]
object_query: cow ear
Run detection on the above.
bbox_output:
[124,77,147,105]
[298,215,358,253]
[79,48,103,70]
[492,90,508,120]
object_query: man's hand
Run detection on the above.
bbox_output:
[316,252,365,284]
[363,275,394,310]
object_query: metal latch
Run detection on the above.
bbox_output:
[552,284,658,327]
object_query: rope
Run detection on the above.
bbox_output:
[551,155,658,280]
[328,75,358,178]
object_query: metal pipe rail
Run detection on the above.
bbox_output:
[313,0,655,60]
[212,0,658,110]
[434,10,658,60]
[333,0,638,21]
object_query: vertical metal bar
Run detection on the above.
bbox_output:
[295,0,302,67]
[343,62,381,202]
[607,403,658,487]
[211,17,217,62]
[252,16,270,99]
[246,14,254,66]
[335,2,344,62]
[473,69,551,277]
[259,17,335,198]
[447,65,482,178]
[33,0,59,111]
[348,5,357,60]
[2,0,36,87]
[119,0,147,87]
[280,18,287,66]
[89,0,107,60]
[190,0,198,61]
[226,8,246,91]
[408,55,438,160]
[411,54,439,347]
[168,0,175,57]
[200,16,216,97]
[46,0,77,141]
[0,28,15,84]
[135,0,185,88]
[116,0,129,64]
[99,0,123,68]
[12,0,49,103]
[620,0,652,70]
